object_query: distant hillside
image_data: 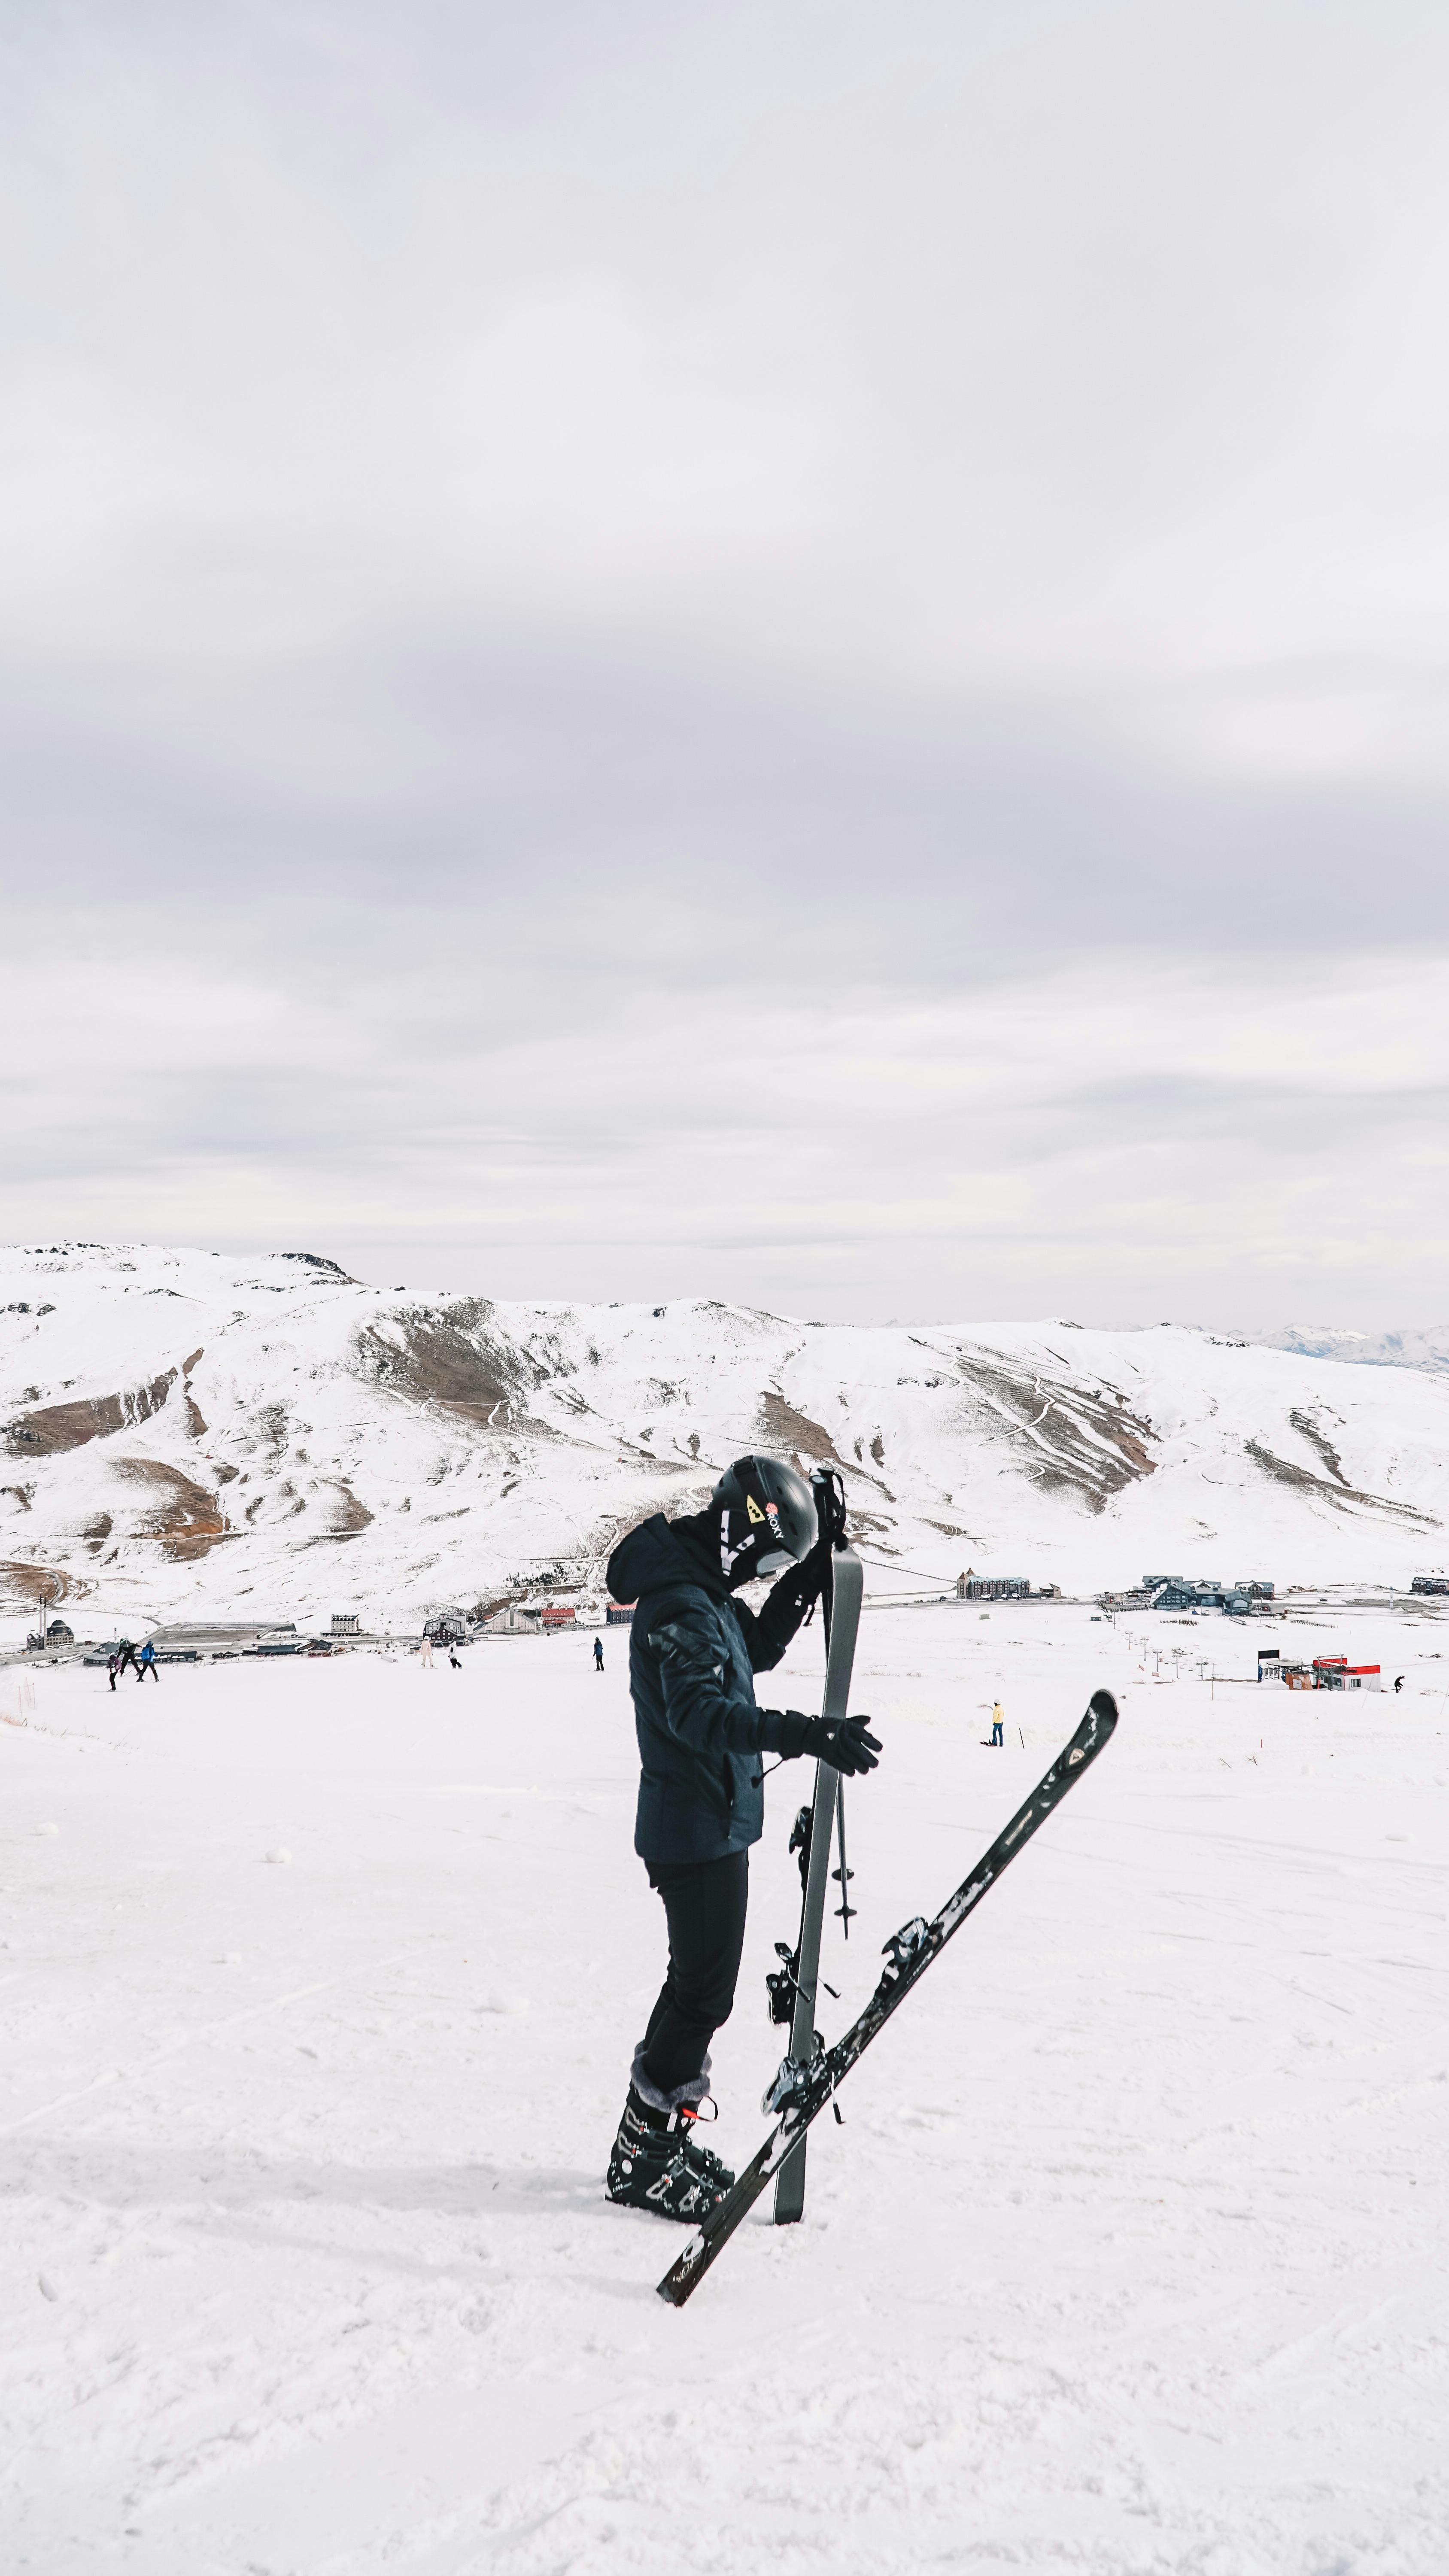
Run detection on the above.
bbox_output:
[3,1245,1447,1630]
[1249,1325,1449,1376]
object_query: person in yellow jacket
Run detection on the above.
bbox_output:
[990,1701,1005,1747]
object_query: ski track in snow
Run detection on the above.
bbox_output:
[2,1608,1447,2573]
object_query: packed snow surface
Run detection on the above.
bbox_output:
[4,1242,1449,1630]
[3,1603,1446,2573]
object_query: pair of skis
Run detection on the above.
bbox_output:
[657,1681,1119,2307]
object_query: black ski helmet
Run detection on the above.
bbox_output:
[710,1455,818,1584]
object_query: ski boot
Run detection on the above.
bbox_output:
[674,2101,735,2201]
[605,2085,735,2222]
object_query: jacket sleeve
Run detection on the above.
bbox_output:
[651,1600,769,1758]
[733,1541,830,1674]
[653,1604,811,1761]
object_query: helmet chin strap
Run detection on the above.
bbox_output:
[720,1507,753,1578]
[719,1505,790,1585]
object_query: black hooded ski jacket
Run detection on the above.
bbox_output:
[606,1512,825,1865]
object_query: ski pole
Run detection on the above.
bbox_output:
[832,1783,856,1938]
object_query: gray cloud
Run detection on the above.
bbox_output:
[3,942,1444,1323]
[3,1,1448,1318]
[12,647,1449,951]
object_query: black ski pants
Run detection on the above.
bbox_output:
[640,1849,749,2096]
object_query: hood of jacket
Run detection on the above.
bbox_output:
[606,1510,728,1607]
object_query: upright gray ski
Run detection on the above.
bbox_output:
[773,1545,863,2224]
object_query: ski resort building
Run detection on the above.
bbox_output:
[1261,1653,1381,1691]
[1143,1576,1267,1614]
[957,1574,1030,1599]
[606,1602,636,1625]
[78,1622,300,1661]
[25,1617,74,1651]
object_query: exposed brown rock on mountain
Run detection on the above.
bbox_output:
[312,1479,374,1537]
[181,1350,207,1436]
[757,1391,843,1463]
[1243,1438,1437,1525]
[954,1354,1157,1515]
[111,1460,229,1558]
[5,1371,178,1457]
[0,1559,79,1603]
[357,1314,537,1429]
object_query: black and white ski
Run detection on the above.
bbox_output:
[657,1688,1119,2307]
[772,1544,863,2223]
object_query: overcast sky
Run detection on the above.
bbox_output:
[3,0,1447,1324]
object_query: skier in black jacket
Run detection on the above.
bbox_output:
[603,1455,882,2221]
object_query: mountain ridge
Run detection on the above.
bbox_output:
[3,1243,1446,1628]
[1250,1324,1449,1375]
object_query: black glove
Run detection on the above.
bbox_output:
[761,1708,882,1773]
[804,1532,836,1587]
[752,1549,829,1660]
[806,1716,881,1775]
[810,1467,849,1551]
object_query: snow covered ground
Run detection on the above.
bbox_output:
[3,1599,1446,2574]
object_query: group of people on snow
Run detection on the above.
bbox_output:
[107,1640,157,1689]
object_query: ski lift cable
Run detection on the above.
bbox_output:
[852,1551,965,1589]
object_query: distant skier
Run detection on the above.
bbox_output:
[990,1701,1004,1746]
[1394,1674,1405,1693]
[419,1634,434,1669]
[602,1455,882,2222]
[593,1635,605,1672]
[448,1644,462,1671]
[137,1640,159,1683]
[106,1652,120,1693]
[115,1638,140,1680]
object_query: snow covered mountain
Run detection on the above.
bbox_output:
[3,1243,1447,1632]
[1249,1324,1449,1376]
